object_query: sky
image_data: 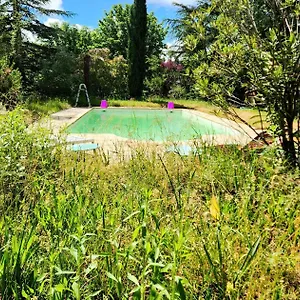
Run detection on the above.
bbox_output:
[44,0,197,40]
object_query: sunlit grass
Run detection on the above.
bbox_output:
[0,110,299,299]
[24,97,70,117]
[173,99,268,128]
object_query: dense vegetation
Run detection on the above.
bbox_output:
[169,0,300,166]
[0,1,166,101]
[0,110,299,299]
[0,0,299,298]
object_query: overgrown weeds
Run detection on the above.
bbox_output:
[24,97,70,119]
[0,111,299,299]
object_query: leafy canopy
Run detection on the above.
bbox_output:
[0,0,71,87]
[95,4,167,61]
[186,0,300,166]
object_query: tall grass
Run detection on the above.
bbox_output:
[0,110,299,299]
[24,98,70,118]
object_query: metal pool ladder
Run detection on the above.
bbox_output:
[75,84,91,108]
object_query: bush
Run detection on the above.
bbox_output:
[89,48,128,99]
[0,57,22,110]
[145,57,187,98]
[36,48,82,97]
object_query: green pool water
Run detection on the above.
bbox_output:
[67,108,238,141]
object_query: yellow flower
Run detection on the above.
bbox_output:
[226,281,234,293]
[210,195,220,220]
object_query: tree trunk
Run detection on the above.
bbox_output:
[84,54,91,91]
[280,118,297,167]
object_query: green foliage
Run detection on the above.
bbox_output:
[94,4,131,58]
[185,0,300,166]
[0,57,22,110]
[0,109,63,211]
[37,24,97,98]
[88,48,128,99]
[95,4,167,61]
[0,121,299,298]
[0,1,168,101]
[1,0,71,84]
[24,97,70,117]
[0,2,10,57]
[0,221,40,299]
[128,0,148,99]
[37,7,166,99]
[144,76,165,98]
[145,57,187,99]
[36,48,81,97]
[168,1,219,95]
[48,23,97,55]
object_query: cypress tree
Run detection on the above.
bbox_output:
[128,0,147,99]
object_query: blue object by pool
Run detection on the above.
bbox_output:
[167,144,195,156]
[68,143,99,152]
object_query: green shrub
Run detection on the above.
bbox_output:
[89,48,128,99]
[0,57,22,110]
[145,56,187,99]
[36,48,81,97]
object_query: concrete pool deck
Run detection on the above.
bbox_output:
[46,107,261,156]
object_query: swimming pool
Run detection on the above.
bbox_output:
[66,108,238,141]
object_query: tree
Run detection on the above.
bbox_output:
[95,4,166,63]
[128,0,148,99]
[39,23,98,94]
[0,0,70,82]
[88,48,128,99]
[187,0,300,166]
[168,1,217,58]
[94,5,130,58]
[47,23,96,55]
[0,1,10,57]
[36,47,81,96]
[168,1,219,97]
[144,57,186,98]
